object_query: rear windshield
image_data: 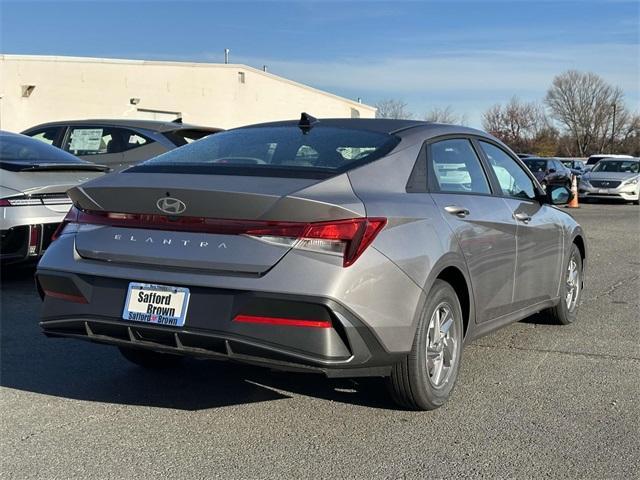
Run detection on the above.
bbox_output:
[129,126,400,178]
[0,133,83,165]
[591,160,639,173]
[523,159,548,172]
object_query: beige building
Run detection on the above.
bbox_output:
[0,54,375,133]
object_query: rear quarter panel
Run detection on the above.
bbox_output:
[348,136,475,342]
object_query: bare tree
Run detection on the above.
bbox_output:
[424,105,467,125]
[618,113,640,156]
[375,99,413,119]
[482,96,548,153]
[545,70,627,156]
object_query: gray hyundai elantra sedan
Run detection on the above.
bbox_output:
[36,115,586,410]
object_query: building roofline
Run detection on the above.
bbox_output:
[0,54,376,112]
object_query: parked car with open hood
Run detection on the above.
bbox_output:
[36,115,586,410]
[22,119,222,171]
[579,158,639,204]
[1,131,107,264]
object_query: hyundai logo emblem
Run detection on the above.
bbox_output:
[156,197,187,215]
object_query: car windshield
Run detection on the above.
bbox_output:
[0,133,83,164]
[130,126,400,178]
[523,159,547,172]
[592,160,639,173]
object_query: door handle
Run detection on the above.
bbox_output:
[444,205,470,218]
[513,212,532,223]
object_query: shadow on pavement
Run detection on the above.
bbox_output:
[1,266,396,411]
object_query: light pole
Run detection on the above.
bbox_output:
[611,103,617,152]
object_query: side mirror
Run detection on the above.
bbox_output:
[548,168,556,174]
[546,185,573,205]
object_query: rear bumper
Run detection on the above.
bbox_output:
[1,223,59,264]
[36,270,405,377]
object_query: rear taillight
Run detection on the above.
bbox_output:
[249,218,387,267]
[51,206,80,241]
[28,225,42,256]
[56,207,386,267]
[0,194,72,207]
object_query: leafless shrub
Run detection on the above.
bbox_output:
[424,106,467,125]
[375,99,413,119]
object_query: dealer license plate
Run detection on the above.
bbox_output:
[122,282,190,327]
[598,189,608,194]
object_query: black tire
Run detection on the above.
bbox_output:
[387,279,464,411]
[546,243,582,325]
[118,346,184,369]
[633,199,639,205]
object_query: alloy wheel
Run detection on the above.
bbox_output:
[426,302,458,388]
[565,255,580,312]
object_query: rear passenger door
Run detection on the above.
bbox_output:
[477,141,563,309]
[427,138,518,323]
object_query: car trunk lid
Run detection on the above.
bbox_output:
[67,172,365,274]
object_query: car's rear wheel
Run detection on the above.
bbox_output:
[387,279,464,410]
[546,243,582,325]
[118,346,184,368]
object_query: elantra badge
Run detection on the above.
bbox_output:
[156,197,186,214]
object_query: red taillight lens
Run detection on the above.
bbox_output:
[51,206,80,241]
[301,218,387,266]
[60,206,386,267]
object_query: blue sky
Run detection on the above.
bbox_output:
[1,0,638,126]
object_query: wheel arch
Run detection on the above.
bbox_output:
[436,266,471,339]
[571,231,587,290]
[417,254,476,341]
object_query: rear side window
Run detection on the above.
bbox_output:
[122,131,150,151]
[165,129,217,146]
[524,159,547,172]
[428,139,491,194]
[130,126,400,178]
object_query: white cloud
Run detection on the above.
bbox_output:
[232,42,638,126]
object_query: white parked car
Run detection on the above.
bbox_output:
[1,131,107,264]
[579,158,639,204]
[583,154,633,172]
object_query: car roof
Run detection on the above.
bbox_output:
[597,157,639,161]
[235,117,486,136]
[23,119,222,134]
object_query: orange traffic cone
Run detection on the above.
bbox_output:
[566,174,579,208]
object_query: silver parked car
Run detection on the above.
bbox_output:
[1,131,107,264]
[579,158,639,204]
[36,116,586,410]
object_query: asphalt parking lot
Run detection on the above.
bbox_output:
[1,202,638,479]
